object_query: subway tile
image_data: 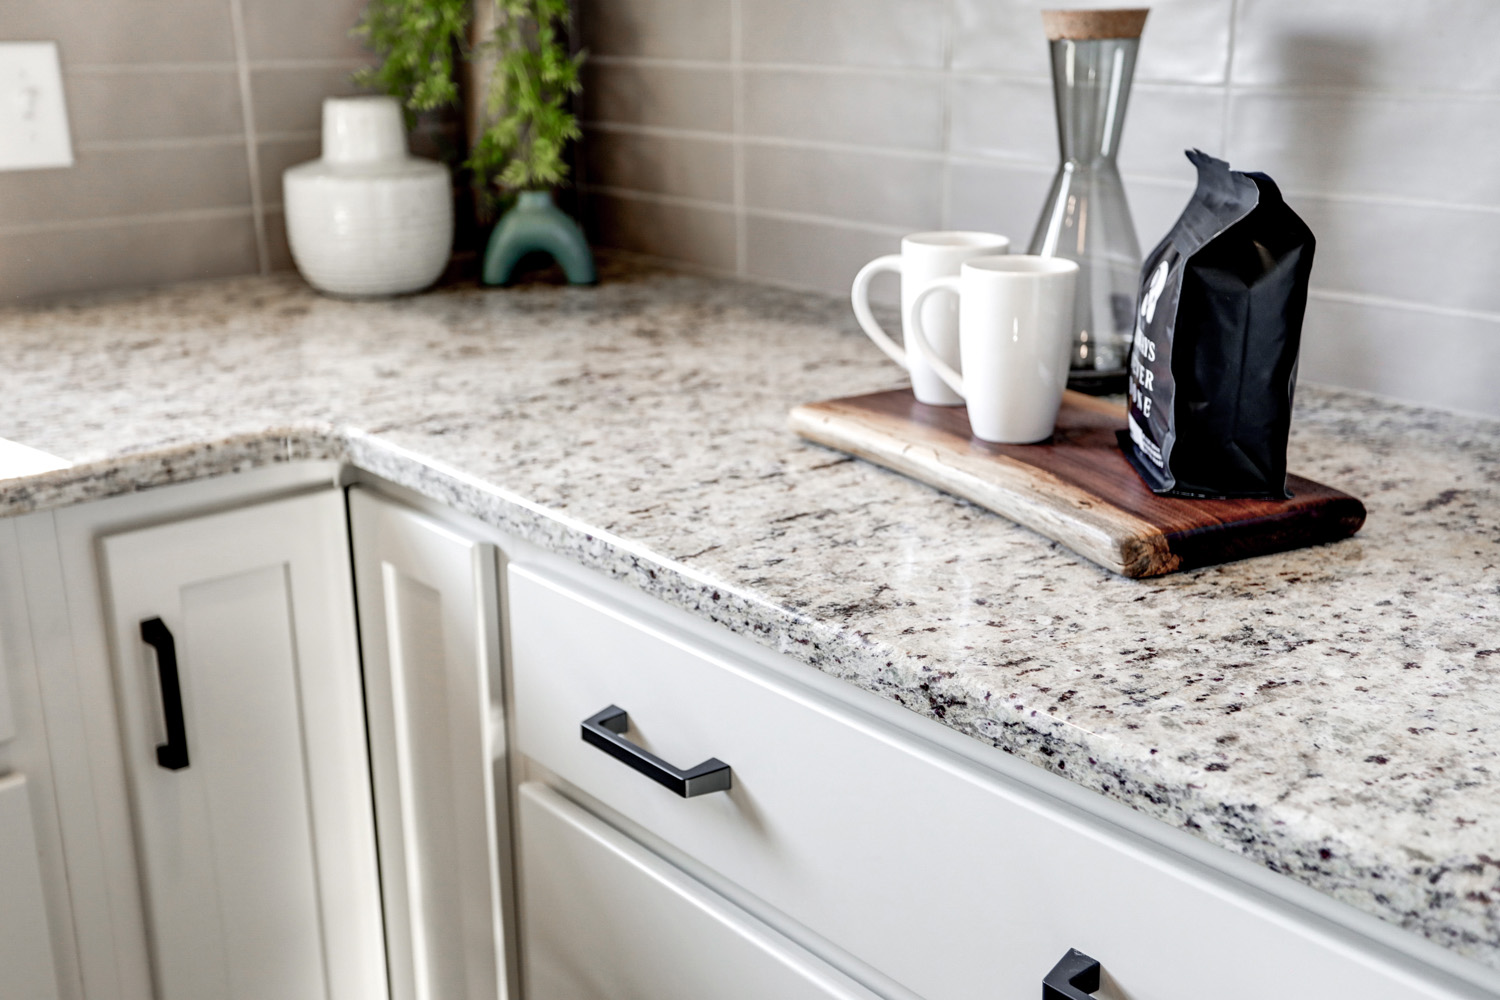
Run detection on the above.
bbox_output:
[257,136,323,206]
[744,145,941,230]
[251,65,373,135]
[1292,196,1500,317]
[745,214,904,304]
[1227,91,1500,207]
[581,64,733,132]
[1233,0,1500,93]
[578,0,731,61]
[741,0,947,69]
[586,192,737,271]
[0,145,252,226]
[1123,177,1194,256]
[241,0,370,62]
[0,0,236,67]
[582,129,733,203]
[951,77,1221,179]
[1116,86,1225,183]
[1299,295,1500,417]
[66,69,244,142]
[264,209,294,271]
[743,69,944,150]
[949,77,1054,164]
[945,160,1054,247]
[0,213,260,304]
[951,0,1233,85]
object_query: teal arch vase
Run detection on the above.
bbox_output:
[482,190,597,286]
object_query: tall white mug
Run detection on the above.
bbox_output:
[851,231,1011,406]
[907,255,1079,444]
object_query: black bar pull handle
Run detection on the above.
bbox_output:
[141,617,190,771]
[1043,949,1100,1000]
[581,705,730,798]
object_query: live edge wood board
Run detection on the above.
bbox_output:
[788,389,1366,579]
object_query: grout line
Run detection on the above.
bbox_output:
[0,206,255,238]
[1307,288,1500,325]
[256,130,323,144]
[729,0,748,275]
[586,53,1500,103]
[226,0,270,273]
[65,62,239,75]
[1220,0,1239,159]
[938,0,955,230]
[580,184,736,214]
[244,57,374,71]
[75,135,247,153]
[583,120,1500,215]
[584,184,910,238]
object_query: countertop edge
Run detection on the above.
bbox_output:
[3,422,1490,966]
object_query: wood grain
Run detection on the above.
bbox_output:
[788,389,1366,578]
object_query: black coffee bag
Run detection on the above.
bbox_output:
[1121,150,1315,499]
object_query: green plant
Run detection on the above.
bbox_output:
[469,0,584,196]
[352,0,470,118]
[353,0,584,208]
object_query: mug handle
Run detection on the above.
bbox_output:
[907,276,965,399]
[850,254,907,368]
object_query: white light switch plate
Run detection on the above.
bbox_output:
[0,41,74,172]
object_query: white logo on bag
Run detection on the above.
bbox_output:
[1141,260,1168,324]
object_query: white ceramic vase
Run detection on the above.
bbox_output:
[283,96,453,297]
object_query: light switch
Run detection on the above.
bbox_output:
[0,41,74,172]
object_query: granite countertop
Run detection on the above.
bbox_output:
[1,259,1497,971]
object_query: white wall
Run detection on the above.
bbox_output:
[578,0,1500,417]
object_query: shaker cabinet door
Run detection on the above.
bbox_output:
[348,488,512,1000]
[516,782,880,1000]
[100,491,386,1000]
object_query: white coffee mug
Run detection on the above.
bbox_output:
[907,255,1079,444]
[851,231,1011,406]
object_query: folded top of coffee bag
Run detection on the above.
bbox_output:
[1121,150,1315,499]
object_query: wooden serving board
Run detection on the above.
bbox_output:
[788,389,1366,578]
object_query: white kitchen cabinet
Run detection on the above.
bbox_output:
[508,561,1495,1000]
[99,490,386,1000]
[0,773,63,1000]
[348,487,514,1000]
[516,781,880,1000]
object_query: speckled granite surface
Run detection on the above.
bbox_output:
[2,259,1498,971]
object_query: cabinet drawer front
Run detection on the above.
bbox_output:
[509,565,1480,1000]
[517,782,877,1000]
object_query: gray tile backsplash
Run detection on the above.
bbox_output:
[2,1,1496,415]
[579,0,732,61]
[744,145,942,230]
[741,69,945,150]
[65,69,245,143]
[581,63,734,132]
[0,0,373,302]
[741,0,948,70]
[951,0,1235,85]
[578,0,1500,414]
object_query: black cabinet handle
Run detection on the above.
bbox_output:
[1043,949,1100,1000]
[141,618,190,771]
[581,705,730,798]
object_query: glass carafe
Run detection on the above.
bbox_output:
[1028,11,1147,394]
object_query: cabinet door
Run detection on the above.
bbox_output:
[0,774,62,1000]
[517,782,881,1000]
[100,491,385,1000]
[348,489,511,1000]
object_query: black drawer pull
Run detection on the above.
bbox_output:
[581,705,731,798]
[1043,949,1100,1000]
[141,617,190,771]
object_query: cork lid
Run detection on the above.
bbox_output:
[1041,8,1149,41]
